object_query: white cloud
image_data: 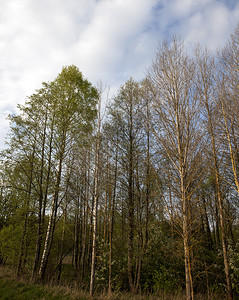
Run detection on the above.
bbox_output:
[70,0,158,81]
[182,1,239,51]
[153,0,239,51]
[0,0,238,149]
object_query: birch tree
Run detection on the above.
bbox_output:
[89,92,101,297]
[35,65,98,281]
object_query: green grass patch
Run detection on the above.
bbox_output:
[0,277,81,300]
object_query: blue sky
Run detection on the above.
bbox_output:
[0,0,239,149]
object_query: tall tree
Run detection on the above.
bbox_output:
[105,78,148,293]
[148,38,205,300]
[195,47,233,300]
[90,91,101,297]
[218,25,239,198]
[38,65,98,281]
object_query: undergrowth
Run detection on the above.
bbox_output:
[0,266,226,299]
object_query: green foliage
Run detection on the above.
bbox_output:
[0,219,37,270]
[0,224,22,265]
[95,239,109,287]
[152,266,178,293]
[229,243,239,295]
[95,237,128,292]
[52,65,98,139]
[141,221,184,293]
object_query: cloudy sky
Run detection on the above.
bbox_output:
[0,0,239,149]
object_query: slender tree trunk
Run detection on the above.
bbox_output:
[80,162,89,282]
[73,199,80,270]
[17,145,36,277]
[197,51,233,298]
[108,133,118,295]
[57,169,71,282]
[38,135,65,281]
[127,95,135,293]
[90,98,101,297]
[103,187,108,242]
[32,110,54,281]
[214,203,221,247]
[175,97,194,300]
[79,202,87,281]
[32,116,47,281]
[220,93,239,197]
[57,195,68,282]
[89,163,99,297]
[202,195,213,248]
[135,98,150,292]
[206,102,233,299]
[181,168,194,300]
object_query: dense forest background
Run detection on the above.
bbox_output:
[0,25,239,300]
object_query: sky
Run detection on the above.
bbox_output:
[0,0,239,149]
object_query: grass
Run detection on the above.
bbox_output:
[0,278,68,299]
[0,278,226,300]
[0,278,82,299]
[0,266,227,300]
[0,266,87,300]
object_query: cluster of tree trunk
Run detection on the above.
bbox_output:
[0,25,239,300]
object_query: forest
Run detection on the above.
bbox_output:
[0,25,239,300]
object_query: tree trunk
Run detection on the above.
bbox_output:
[80,165,89,282]
[181,168,194,300]
[73,192,80,270]
[89,98,101,297]
[127,95,135,293]
[197,49,233,299]
[135,98,150,292]
[108,131,118,294]
[57,171,71,283]
[206,101,233,300]
[38,135,65,281]
[32,110,53,281]
[17,145,36,277]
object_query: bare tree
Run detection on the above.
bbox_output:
[218,24,239,198]
[195,47,233,300]
[148,38,205,300]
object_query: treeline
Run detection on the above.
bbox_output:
[0,25,239,300]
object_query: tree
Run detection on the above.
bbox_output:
[148,38,205,300]
[195,47,233,300]
[38,65,98,281]
[218,25,239,197]
[0,65,98,281]
[89,90,101,297]
[105,78,150,293]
